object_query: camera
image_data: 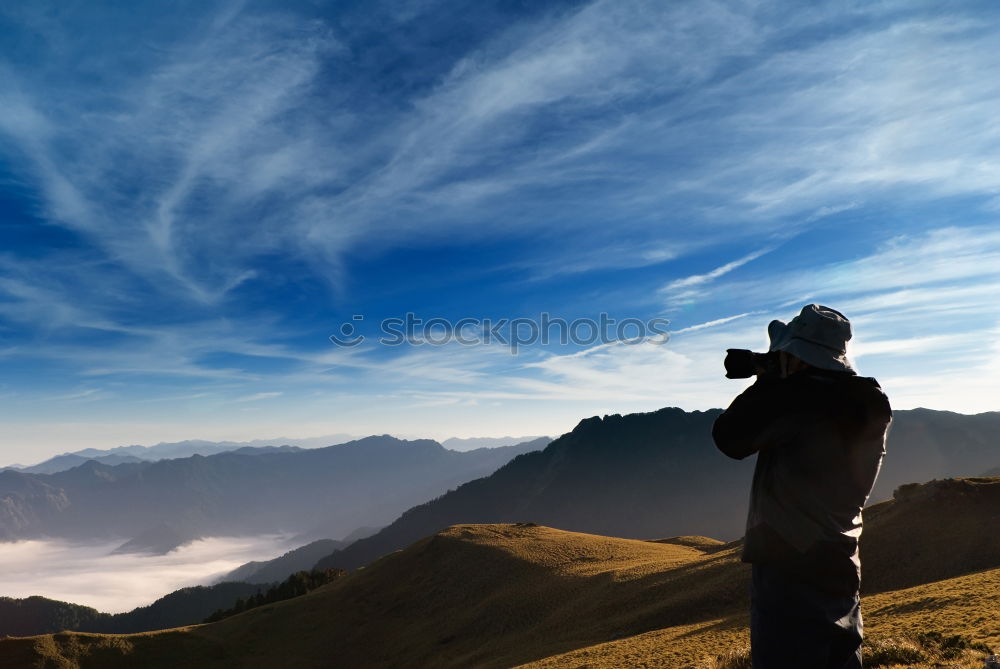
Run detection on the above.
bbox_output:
[724,349,779,379]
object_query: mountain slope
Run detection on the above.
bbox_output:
[0,436,546,545]
[0,582,265,637]
[1,477,996,668]
[869,408,1000,501]
[0,471,71,540]
[317,408,748,570]
[221,539,348,584]
[316,407,1000,571]
[860,476,1000,593]
[8,454,146,475]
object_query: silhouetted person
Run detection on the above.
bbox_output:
[713,304,892,669]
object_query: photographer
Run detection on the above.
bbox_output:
[713,304,892,669]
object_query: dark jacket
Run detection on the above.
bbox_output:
[712,368,892,595]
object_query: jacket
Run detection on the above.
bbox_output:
[712,368,892,595]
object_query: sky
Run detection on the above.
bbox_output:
[3,0,1000,464]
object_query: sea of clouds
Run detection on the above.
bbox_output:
[0,535,296,613]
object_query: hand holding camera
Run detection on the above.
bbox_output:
[723,349,780,379]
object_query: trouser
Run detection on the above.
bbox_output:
[750,563,863,669]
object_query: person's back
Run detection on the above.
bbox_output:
[712,304,892,669]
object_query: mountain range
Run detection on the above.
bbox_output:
[1,436,358,475]
[0,436,549,548]
[313,407,1000,572]
[3,405,995,577]
[440,436,548,451]
[2,476,995,668]
[5,435,547,475]
[1,402,998,664]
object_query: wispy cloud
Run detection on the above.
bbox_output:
[0,6,341,303]
[381,224,1000,412]
[660,248,773,303]
[7,2,1000,296]
[671,313,756,334]
[3,1,1000,457]
[47,388,103,402]
[233,392,283,403]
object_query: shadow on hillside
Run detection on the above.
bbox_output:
[673,612,749,640]
[860,478,1000,595]
[593,548,750,635]
[868,596,963,616]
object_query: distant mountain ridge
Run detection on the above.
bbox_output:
[316,407,1000,571]
[64,434,357,459]
[7,436,551,475]
[3,436,357,474]
[222,540,348,584]
[440,436,549,451]
[7,446,303,477]
[222,525,382,584]
[6,453,147,476]
[0,436,549,546]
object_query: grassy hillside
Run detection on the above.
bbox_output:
[861,477,1000,593]
[2,477,997,669]
[519,566,1000,668]
[0,524,743,668]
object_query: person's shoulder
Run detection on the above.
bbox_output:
[850,374,882,390]
[845,374,892,418]
[806,369,879,390]
[798,368,857,385]
[803,370,891,411]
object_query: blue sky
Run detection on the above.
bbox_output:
[3,0,1000,463]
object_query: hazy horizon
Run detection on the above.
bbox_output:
[2,432,550,469]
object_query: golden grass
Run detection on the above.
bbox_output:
[864,567,1000,648]
[679,634,990,669]
[516,565,1000,668]
[1,519,997,669]
[0,524,748,668]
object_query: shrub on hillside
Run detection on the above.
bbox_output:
[689,645,751,669]
[914,631,993,659]
[864,636,926,665]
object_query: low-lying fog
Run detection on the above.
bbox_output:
[0,535,295,613]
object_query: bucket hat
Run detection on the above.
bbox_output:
[767,304,855,373]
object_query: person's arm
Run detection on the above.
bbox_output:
[712,376,799,459]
